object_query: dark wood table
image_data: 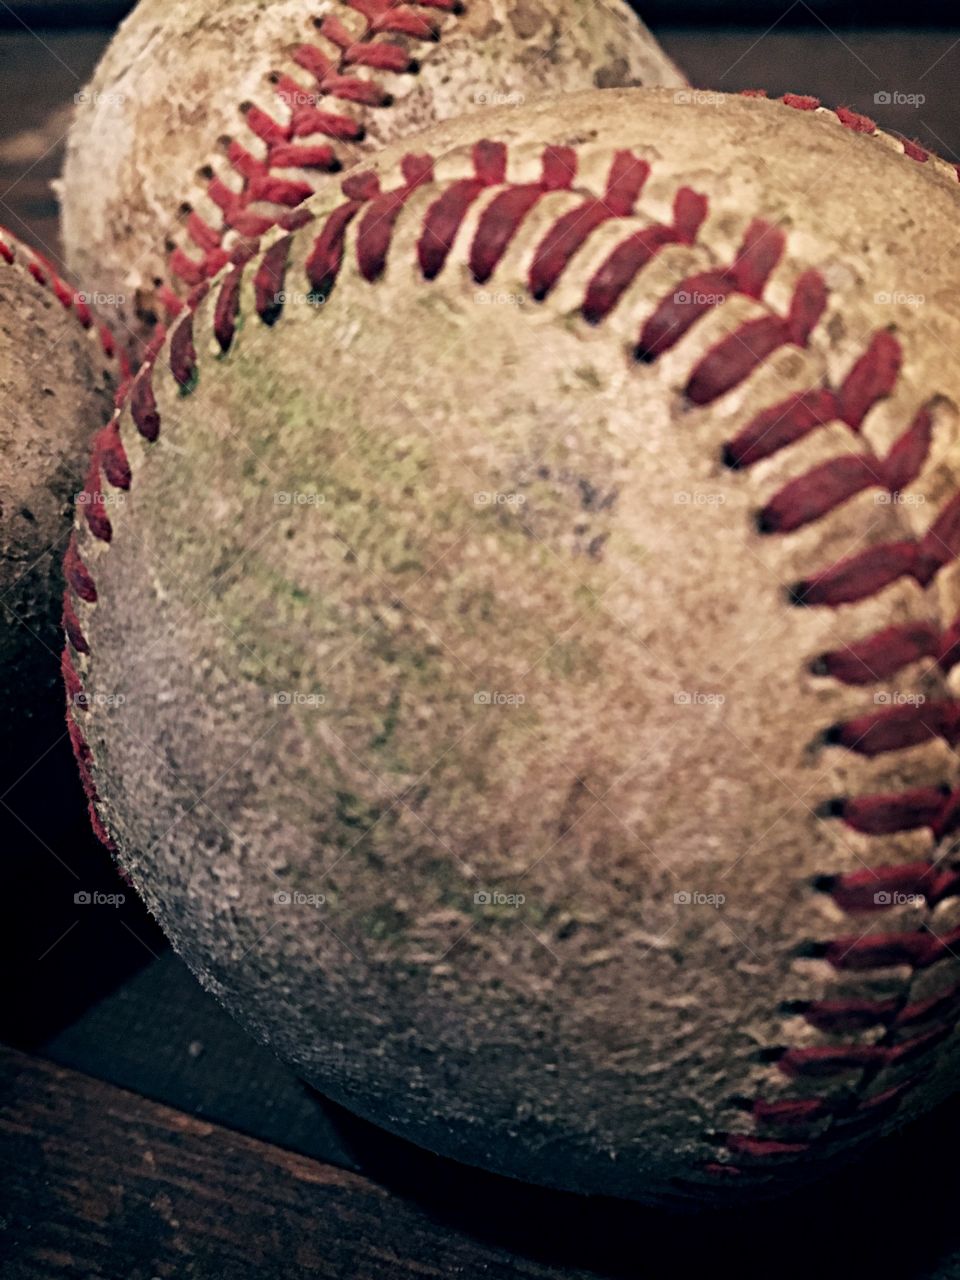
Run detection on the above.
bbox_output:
[4,21,960,1280]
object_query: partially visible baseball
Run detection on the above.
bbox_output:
[60,0,685,352]
[66,88,960,1204]
[0,230,118,782]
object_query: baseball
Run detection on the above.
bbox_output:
[60,0,685,352]
[0,229,119,782]
[64,87,960,1204]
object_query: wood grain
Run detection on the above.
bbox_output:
[0,1047,599,1280]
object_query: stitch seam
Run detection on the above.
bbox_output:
[0,227,129,382]
[160,0,465,325]
[64,97,960,1188]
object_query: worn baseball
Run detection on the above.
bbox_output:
[0,230,118,785]
[60,0,684,352]
[65,88,960,1203]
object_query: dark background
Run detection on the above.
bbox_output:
[2,1,960,25]
[3,5,960,1279]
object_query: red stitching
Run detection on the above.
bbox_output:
[725,331,902,470]
[65,104,960,1187]
[793,982,960,1034]
[418,140,506,278]
[0,226,129,385]
[65,534,97,603]
[823,701,960,756]
[165,0,465,309]
[790,492,960,607]
[812,620,960,685]
[470,145,577,283]
[756,91,960,180]
[169,284,207,391]
[808,926,960,972]
[820,787,953,837]
[755,401,932,533]
[582,187,707,324]
[818,857,960,910]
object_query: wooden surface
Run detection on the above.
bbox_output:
[4,21,960,1280]
[0,1047,601,1280]
[6,1042,960,1280]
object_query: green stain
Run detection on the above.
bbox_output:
[370,690,401,751]
[360,902,409,943]
[335,790,382,832]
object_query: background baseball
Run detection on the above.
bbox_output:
[60,0,685,351]
[0,230,118,797]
